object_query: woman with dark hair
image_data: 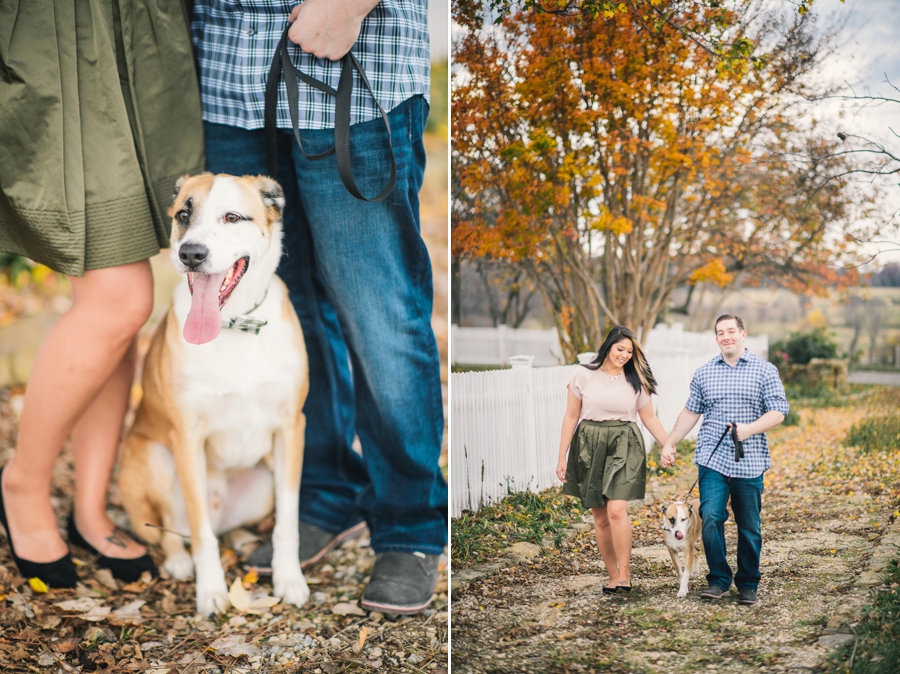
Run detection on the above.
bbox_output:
[555,326,668,593]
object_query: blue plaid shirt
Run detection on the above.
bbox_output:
[191,0,430,130]
[685,349,789,478]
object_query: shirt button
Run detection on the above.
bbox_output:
[247,28,256,36]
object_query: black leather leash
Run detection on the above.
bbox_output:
[264,24,396,202]
[683,423,744,500]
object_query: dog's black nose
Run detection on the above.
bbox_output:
[179,242,209,269]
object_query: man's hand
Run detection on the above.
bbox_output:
[732,422,749,442]
[288,0,380,61]
[659,443,676,468]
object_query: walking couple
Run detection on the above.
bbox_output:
[555,315,789,602]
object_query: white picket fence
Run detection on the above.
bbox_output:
[450,323,768,516]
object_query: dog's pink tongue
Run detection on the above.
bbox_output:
[184,272,227,345]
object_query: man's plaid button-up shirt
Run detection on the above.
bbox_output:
[191,0,430,131]
[685,349,789,478]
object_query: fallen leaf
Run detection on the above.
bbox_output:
[54,597,111,622]
[94,568,118,591]
[51,638,77,654]
[228,577,280,614]
[37,653,57,667]
[29,577,48,594]
[41,616,62,630]
[112,599,146,624]
[210,634,262,658]
[121,582,144,593]
[220,548,239,571]
[354,626,370,652]
[55,597,102,612]
[243,569,259,586]
[332,602,366,617]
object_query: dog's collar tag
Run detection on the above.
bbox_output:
[222,316,268,334]
[220,287,269,335]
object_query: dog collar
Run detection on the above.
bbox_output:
[221,288,269,335]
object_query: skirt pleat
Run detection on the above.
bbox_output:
[0,0,204,275]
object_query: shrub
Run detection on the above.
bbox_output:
[770,327,839,365]
[782,408,801,427]
[845,412,900,453]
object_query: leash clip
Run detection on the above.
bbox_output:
[222,316,268,334]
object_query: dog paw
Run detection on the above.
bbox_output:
[196,587,230,616]
[163,552,195,580]
[274,571,309,606]
[676,588,688,598]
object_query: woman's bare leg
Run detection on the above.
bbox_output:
[70,338,147,559]
[590,506,620,588]
[606,499,632,585]
[1,261,152,564]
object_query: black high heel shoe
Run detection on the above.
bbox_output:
[66,514,157,583]
[0,467,78,589]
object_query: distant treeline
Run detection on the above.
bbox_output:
[869,263,900,287]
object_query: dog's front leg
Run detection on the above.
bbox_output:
[271,412,309,606]
[173,435,229,615]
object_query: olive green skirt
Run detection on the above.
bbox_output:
[0,0,205,276]
[562,419,646,508]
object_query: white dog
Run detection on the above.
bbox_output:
[119,173,309,615]
[661,498,704,598]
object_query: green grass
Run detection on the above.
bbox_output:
[451,487,586,566]
[426,60,447,137]
[824,559,900,674]
[845,412,900,453]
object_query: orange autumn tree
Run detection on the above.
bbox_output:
[452,0,874,360]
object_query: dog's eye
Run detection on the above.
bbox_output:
[224,213,242,223]
[176,210,189,223]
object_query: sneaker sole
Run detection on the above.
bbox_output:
[245,521,368,574]
[738,598,758,605]
[359,594,435,615]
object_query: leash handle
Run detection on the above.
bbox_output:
[683,424,733,499]
[264,24,396,202]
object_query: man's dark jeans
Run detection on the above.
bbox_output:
[698,465,764,591]
[204,95,447,555]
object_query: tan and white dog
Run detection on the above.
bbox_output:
[661,498,704,598]
[119,173,309,615]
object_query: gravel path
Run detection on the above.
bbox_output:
[451,403,899,673]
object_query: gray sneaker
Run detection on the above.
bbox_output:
[699,585,728,600]
[359,552,440,615]
[738,589,758,605]
[244,521,367,573]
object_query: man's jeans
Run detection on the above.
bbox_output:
[698,465,764,591]
[204,95,447,555]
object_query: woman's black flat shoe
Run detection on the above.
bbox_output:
[66,514,157,584]
[602,585,618,594]
[0,467,78,589]
[616,583,633,593]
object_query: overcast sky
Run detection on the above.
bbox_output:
[814,0,900,263]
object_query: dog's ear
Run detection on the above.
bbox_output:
[253,176,286,219]
[688,504,694,515]
[168,174,192,217]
